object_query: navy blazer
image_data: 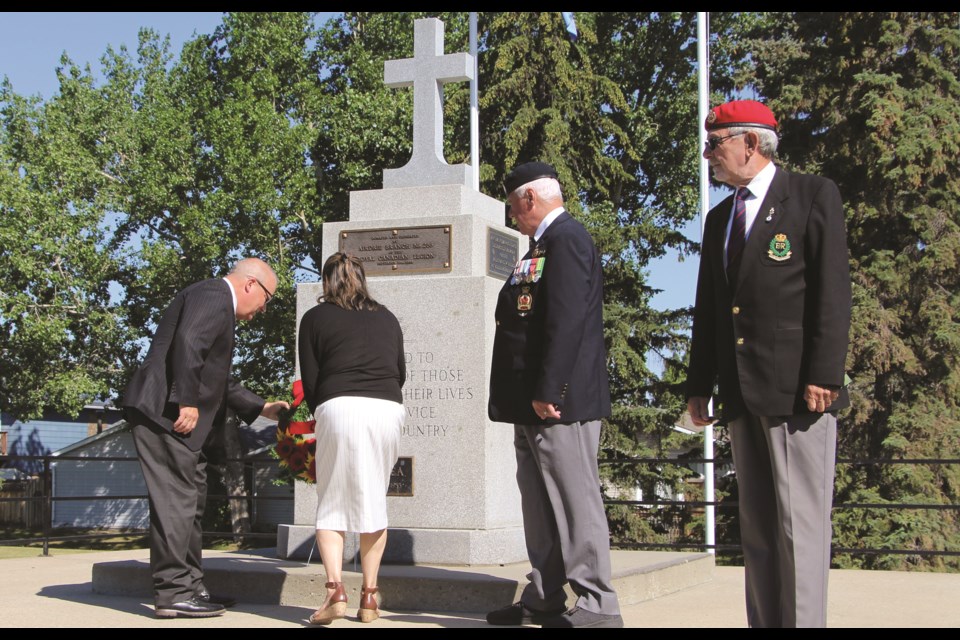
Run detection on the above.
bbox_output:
[488,211,611,425]
[686,167,852,420]
[122,278,264,451]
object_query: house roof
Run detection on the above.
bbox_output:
[52,417,281,459]
[243,416,281,457]
[52,421,130,456]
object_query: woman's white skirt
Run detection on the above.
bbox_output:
[313,395,404,533]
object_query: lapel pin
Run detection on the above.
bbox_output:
[765,207,775,223]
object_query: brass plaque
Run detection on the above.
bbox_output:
[388,457,414,496]
[339,226,452,276]
[487,227,519,280]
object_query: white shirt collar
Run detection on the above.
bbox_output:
[223,277,238,314]
[534,207,565,242]
[725,161,777,247]
[745,160,776,203]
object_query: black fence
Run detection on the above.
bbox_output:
[599,456,960,564]
[1,453,957,563]
[0,453,289,555]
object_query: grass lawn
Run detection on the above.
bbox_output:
[0,528,149,559]
[0,545,103,559]
[0,527,251,560]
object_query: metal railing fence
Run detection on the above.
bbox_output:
[1,453,957,562]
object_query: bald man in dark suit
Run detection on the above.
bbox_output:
[686,100,852,627]
[122,257,289,618]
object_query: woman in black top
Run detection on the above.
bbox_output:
[298,253,405,625]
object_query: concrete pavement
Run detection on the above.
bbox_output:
[1,548,959,628]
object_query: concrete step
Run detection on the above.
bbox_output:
[92,548,714,613]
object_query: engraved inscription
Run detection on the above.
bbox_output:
[488,227,519,280]
[388,457,414,496]
[340,226,452,275]
[401,350,473,439]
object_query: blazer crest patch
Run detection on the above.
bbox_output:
[768,233,792,261]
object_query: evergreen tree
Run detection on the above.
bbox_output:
[577,11,718,547]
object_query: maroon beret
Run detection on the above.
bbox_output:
[705,100,778,132]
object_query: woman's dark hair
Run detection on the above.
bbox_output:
[320,252,381,311]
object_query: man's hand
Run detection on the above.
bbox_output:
[532,400,562,422]
[261,400,291,421]
[804,384,839,413]
[687,396,715,427]
[173,406,199,434]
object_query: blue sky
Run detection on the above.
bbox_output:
[0,13,225,100]
[0,11,705,312]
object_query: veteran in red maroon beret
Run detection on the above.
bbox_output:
[685,99,852,627]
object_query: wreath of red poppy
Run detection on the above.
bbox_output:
[271,379,317,484]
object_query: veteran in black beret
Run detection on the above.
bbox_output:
[486,161,622,629]
[685,100,852,627]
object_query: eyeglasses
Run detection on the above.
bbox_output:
[250,277,274,304]
[705,132,745,151]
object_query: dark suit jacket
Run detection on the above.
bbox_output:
[686,167,852,420]
[122,278,264,451]
[488,211,611,425]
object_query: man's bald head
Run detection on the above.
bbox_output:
[230,257,276,284]
[225,257,278,321]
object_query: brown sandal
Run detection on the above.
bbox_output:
[358,586,380,623]
[308,581,348,625]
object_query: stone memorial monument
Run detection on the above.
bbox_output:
[278,17,528,565]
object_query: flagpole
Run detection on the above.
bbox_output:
[697,11,716,557]
[470,12,480,191]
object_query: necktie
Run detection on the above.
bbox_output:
[727,187,749,266]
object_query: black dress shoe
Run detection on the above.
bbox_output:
[539,606,624,628]
[156,597,226,618]
[486,601,566,626]
[195,589,237,608]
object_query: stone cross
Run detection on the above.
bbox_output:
[383,18,475,189]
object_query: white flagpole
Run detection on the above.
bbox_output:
[697,11,716,557]
[470,12,480,191]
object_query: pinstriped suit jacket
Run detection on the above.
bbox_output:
[122,278,264,451]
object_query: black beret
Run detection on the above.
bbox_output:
[503,161,558,195]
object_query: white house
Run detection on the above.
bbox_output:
[49,418,293,530]
[50,422,148,528]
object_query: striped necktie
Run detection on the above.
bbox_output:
[727,187,749,266]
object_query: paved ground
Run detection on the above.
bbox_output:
[1,548,958,628]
